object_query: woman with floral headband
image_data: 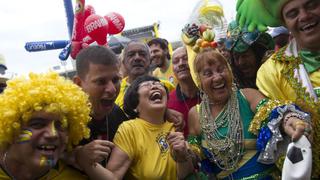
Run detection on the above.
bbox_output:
[0,72,91,180]
[236,0,320,177]
[180,21,313,178]
[225,21,274,89]
[184,46,313,179]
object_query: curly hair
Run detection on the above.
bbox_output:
[0,72,91,150]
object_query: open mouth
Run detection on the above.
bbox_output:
[132,63,144,68]
[300,22,318,32]
[177,67,189,74]
[149,91,163,102]
[212,83,225,90]
[101,99,114,107]
[37,145,57,153]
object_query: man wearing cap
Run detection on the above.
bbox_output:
[236,0,320,178]
[225,21,274,89]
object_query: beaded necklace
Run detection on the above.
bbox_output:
[199,89,244,171]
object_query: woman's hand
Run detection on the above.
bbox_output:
[167,131,189,162]
[282,114,312,142]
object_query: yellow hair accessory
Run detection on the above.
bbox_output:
[0,72,91,150]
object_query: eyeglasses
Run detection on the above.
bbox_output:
[139,81,164,89]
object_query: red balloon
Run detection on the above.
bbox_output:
[84,14,109,45]
[84,5,95,19]
[70,41,82,59]
[104,12,125,35]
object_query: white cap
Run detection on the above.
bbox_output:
[269,26,289,38]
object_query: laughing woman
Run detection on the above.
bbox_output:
[80,75,192,180]
[185,48,312,179]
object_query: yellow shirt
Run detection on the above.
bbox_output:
[115,77,175,109]
[257,55,320,101]
[153,61,177,86]
[0,161,88,180]
[113,118,176,180]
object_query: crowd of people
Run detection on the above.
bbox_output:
[0,0,319,179]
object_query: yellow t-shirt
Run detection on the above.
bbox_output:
[153,61,177,86]
[115,77,175,109]
[257,55,320,101]
[113,118,177,180]
[0,161,88,180]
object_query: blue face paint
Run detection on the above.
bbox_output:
[17,129,33,143]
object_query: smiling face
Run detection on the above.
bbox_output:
[149,44,167,68]
[172,47,191,81]
[10,111,67,169]
[124,42,150,79]
[282,0,320,51]
[77,63,121,120]
[136,80,167,113]
[196,49,233,103]
[232,48,259,79]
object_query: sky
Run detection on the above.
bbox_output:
[0,0,236,76]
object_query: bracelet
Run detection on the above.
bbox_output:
[171,148,193,163]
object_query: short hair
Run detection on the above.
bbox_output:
[194,48,233,85]
[147,38,171,59]
[76,45,119,79]
[0,72,91,150]
[123,75,168,119]
[123,40,150,62]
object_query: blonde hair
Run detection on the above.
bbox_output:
[0,72,91,150]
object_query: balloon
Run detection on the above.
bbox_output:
[104,12,125,35]
[72,0,86,41]
[70,41,82,59]
[84,5,95,19]
[82,35,94,44]
[84,14,108,45]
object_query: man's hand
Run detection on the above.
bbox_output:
[76,140,114,168]
[283,117,312,142]
[166,109,185,132]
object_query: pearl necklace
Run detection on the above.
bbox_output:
[199,89,244,171]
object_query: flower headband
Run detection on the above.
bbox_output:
[181,23,218,53]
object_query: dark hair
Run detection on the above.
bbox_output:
[147,38,171,59]
[76,45,119,79]
[123,75,168,119]
[230,43,268,89]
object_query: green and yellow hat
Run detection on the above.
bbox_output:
[225,21,274,53]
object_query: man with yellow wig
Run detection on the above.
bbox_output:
[0,72,91,179]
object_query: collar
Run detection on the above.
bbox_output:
[176,84,199,101]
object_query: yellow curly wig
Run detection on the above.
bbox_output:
[0,72,91,150]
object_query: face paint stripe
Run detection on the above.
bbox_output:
[51,121,57,136]
[17,129,33,143]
